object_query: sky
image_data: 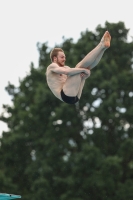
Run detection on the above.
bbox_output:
[0,0,133,136]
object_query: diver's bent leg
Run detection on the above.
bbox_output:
[63,74,82,97]
[77,79,86,99]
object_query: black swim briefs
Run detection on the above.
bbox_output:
[61,90,79,104]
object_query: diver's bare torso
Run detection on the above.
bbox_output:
[46,63,68,101]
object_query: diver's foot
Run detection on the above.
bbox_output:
[101,31,111,48]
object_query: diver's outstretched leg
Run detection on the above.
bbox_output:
[76,31,111,69]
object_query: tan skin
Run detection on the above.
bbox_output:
[53,51,91,79]
[46,31,111,102]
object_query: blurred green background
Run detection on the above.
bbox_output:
[0,21,133,200]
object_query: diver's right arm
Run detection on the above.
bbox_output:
[48,63,90,76]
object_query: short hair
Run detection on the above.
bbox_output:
[50,48,64,62]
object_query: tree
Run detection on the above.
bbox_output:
[0,21,133,200]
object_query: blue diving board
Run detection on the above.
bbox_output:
[0,193,21,200]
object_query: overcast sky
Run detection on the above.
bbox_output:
[0,0,133,136]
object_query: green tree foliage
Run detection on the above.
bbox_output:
[0,21,133,200]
